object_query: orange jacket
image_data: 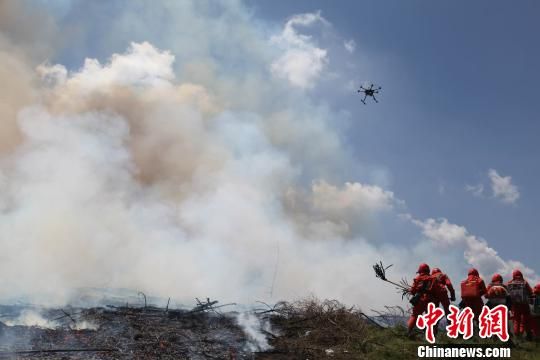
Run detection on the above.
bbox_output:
[486,281,509,300]
[411,273,435,301]
[461,275,487,298]
[506,278,533,297]
[432,272,456,299]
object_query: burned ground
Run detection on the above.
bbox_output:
[0,304,249,359]
[0,299,538,359]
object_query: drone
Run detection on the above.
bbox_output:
[357,84,381,104]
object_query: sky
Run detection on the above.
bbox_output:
[0,0,538,308]
[249,0,540,265]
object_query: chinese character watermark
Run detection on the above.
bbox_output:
[417,304,509,343]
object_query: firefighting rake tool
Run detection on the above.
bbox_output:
[372,261,411,299]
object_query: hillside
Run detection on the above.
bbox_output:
[0,298,538,359]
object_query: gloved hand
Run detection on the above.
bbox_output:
[450,295,456,302]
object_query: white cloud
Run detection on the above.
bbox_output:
[270,11,329,89]
[488,169,519,204]
[465,183,484,197]
[39,42,175,93]
[344,39,356,53]
[409,216,538,284]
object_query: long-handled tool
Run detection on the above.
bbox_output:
[372,261,411,299]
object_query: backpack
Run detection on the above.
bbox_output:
[410,276,434,305]
[530,296,540,316]
[487,284,508,305]
[461,278,482,299]
[431,273,446,293]
[508,281,528,304]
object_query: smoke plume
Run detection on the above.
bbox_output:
[0,34,401,306]
[0,0,536,310]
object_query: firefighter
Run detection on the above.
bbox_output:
[485,273,511,308]
[431,267,455,315]
[507,269,533,339]
[407,263,436,338]
[486,273,513,338]
[531,283,540,338]
[460,268,487,319]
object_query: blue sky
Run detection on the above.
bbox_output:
[249,0,540,269]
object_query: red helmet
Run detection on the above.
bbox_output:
[468,268,479,277]
[417,263,430,274]
[431,267,442,275]
[534,283,540,295]
[491,273,503,283]
[512,269,523,279]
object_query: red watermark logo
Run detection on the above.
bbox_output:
[417,304,509,343]
[416,303,444,343]
[446,305,474,340]
[478,304,509,341]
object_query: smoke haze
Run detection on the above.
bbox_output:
[0,0,536,309]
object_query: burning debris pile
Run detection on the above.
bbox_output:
[0,297,402,359]
[0,299,253,359]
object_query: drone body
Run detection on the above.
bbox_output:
[357,84,382,104]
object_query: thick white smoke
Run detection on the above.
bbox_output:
[0,40,404,307]
[0,1,536,310]
[236,312,273,352]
